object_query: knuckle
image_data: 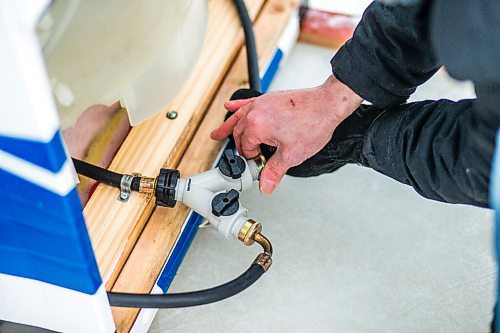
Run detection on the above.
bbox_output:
[234,107,247,119]
[245,111,262,128]
[241,144,258,155]
[280,149,295,165]
[233,125,243,137]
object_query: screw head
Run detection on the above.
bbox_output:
[166,110,178,120]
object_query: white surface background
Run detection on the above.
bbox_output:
[150,43,495,333]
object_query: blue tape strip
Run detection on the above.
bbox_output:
[0,168,101,295]
[0,131,66,173]
[261,48,283,93]
[491,131,500,331]
[157,213,203,292]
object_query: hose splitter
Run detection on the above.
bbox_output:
[144,148,273,271]
[100,149,273,308]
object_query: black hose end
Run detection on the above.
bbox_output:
[155,169,180,208]
[131,177,141,192]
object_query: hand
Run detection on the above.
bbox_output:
[211,75,363,193]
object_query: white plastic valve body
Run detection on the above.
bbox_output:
[175,181,248,239]
[173,158,261,239]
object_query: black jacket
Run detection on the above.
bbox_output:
[329,0,500,207]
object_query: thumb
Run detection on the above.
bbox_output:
[259,152,288,194]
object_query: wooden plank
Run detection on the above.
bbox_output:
[299,8,358,49]
[110,0,299,331]
[83,0,265,290]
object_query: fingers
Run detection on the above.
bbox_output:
[210,114,239,140]
[232,121,244,155]
[240,131,262,158]
[259,151,289,194]
[210,104,251,140]
[224,98,256,112]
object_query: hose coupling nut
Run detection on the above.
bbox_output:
[254,253,272,272]
[155,169,180,208]
[238,219,262,246]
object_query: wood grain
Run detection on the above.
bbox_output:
[83,0,265,290]
[110,0,299,331]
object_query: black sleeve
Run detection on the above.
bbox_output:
[287,91,499,208]
[360,0,500,208]
[362,93,498,208]
[330,1,440,108]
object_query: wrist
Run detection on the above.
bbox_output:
[321,74,363,122]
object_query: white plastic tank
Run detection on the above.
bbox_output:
[37,0,207,127]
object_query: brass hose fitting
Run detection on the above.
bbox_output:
[253,233,272,255]
[139,176,156,194]
[238,219,262,246]
[238,219,273,271]
[252,154,266,175]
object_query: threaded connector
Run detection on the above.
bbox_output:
[138,176,156,194]
[238,219,262,246]
[247,155,266,181]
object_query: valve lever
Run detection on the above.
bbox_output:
[219,149,246,179]
[211,189,240,217]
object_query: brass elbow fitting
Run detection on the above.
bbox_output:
[238,219,273,271]
[253,233,272,255]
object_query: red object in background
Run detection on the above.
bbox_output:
[300,8,360,49]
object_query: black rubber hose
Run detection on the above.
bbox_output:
[108,264,265,308]
[72,158,140,191]
[232,0,261,92]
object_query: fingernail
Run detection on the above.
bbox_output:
[260,179,277,194]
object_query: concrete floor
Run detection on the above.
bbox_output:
[150,43,496,333]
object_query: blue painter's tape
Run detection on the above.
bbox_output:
[0,131,67,173]
[261,48,283,93]
[491,131,500,331]
[0,168,101,295]
[157,212,203,292]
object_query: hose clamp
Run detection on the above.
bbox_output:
[254,253,272,272]
[119,173,139,202]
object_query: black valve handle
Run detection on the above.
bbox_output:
[211,189,240,217]
[219,149,246,179]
